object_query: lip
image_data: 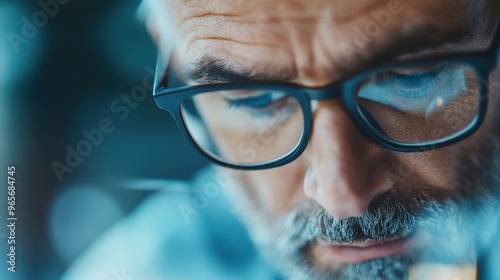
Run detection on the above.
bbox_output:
[316,231,415,264]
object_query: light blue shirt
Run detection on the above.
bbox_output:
[61,168,282,280]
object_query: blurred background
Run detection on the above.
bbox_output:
[0,0,208,279]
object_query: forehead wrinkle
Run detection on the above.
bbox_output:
[168,0,498,87]
[176,0,333,21]
[178,13,304,49]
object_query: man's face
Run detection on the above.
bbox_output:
[147,0,500,279]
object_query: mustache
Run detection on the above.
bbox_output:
[279,187,455,245]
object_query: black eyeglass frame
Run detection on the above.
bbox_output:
[154,26,500,170]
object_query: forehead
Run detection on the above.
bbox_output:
[149,0,498,84]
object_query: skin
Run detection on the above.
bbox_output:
[144,0,500,278]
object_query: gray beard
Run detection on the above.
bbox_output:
[260,191,499,280]
[222,139,500,280]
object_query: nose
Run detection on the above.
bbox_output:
[303,100,394,219]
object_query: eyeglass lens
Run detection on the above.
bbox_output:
[355,62,480,144]
[181,62,481,165]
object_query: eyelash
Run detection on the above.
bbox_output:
[224,92,294,118]
[379,65,445,98]
[227,95,275,110]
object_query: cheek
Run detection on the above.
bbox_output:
[391,149,459,189]
[193,97,310,217]
[384,67,500,190]
[488,66,500,134]
[237,158,309,218]
[391,121,496,191]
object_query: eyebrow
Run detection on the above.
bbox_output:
[182,56,296,84]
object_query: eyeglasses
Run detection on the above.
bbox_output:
[154,26,500,170]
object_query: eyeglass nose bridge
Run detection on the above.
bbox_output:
[300,82,386,146]
[303,84,346,101]
[302,83,361,118]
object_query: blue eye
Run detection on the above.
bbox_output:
[227,92,277,109]
[389,69,440,88]
[358,64,468,113]
[378,66,444,99]
[225,91,293,118]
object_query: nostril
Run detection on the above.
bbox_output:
[326,202,367,219]
[303,163,374,218]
